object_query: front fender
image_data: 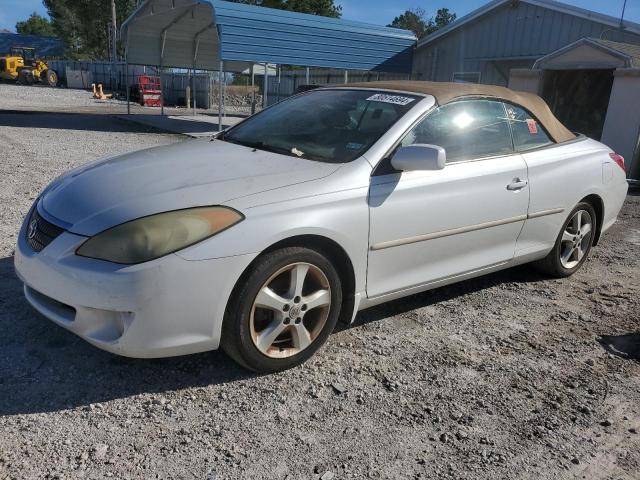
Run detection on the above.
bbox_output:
[175,185,371,294]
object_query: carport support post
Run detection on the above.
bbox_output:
[125,29,130,115]
[192,40,199,117]
[159,28,167,116]
[277,64,281,104]
[193,70,197,114]
[218,61,224,132]
[262,63,268,109]
[111,0,117,90]
[305,66,310,84]
[125,61,130,114]
[344,70,348,84]
[160,66,164,116]
[250,64,255,115]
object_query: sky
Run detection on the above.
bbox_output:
[0,0,639,32]
[341,0,640,26]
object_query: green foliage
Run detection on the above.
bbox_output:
[434,8,456,29]
[388,8,429,39]
[15,12,57,37]
[43,0,138,59]
[230,0,342,18]
[388,7,456,39]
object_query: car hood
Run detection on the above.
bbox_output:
[42,139,340,236]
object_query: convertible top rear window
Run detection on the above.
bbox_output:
[223,89,420,163]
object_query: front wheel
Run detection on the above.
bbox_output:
[534,202,596,278]
[221,247,342,372]
[44,69,58,87]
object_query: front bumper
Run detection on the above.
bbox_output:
[14,220,255,358]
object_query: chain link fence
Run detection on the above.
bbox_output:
[214,67,416,117]
[47,60,214,108]
[45,61,416,116]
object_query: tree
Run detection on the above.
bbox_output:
[15,12,57,37]
[388,6,456,39]
[388,8,430,39]
[434,8,456,29]
[230,0,341,17]
[43,0,138,59]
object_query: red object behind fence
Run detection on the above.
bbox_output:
[138,75,162,107]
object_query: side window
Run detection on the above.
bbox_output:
[505,103,554,151]
[400,99,513,162]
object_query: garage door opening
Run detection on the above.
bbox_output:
[541,69,614,140]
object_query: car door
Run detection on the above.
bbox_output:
[503,102,578,257]
[367,99,530,298]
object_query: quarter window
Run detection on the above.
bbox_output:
[505,103,554,151]
[400,99,514,162]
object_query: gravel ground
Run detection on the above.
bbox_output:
[1,101,639,479]
[0,109,182,251]
[0,83,129,111]
[0,83,201,116]
[0,82,246,117]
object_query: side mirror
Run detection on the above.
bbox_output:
[391,144,446,172]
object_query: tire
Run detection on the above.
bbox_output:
[44,69,58,87]
[18,69,34,85]
[221,247,343,373]
[534,202,597,278]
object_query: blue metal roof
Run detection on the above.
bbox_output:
[122,0,416,73]
[0,33,65,57]
[212,0,416,72]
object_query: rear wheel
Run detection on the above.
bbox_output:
[18,69,34,85]
[534,202,596,277]
[221,247,342,372]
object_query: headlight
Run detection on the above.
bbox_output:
[76,206,244,264]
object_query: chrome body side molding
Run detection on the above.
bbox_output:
[370,208,565,251]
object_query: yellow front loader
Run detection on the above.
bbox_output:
[0,47,58,86]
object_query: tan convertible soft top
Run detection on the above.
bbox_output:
[343,80,576,143]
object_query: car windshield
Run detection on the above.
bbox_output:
[222,89,420,163]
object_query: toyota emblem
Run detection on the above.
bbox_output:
[28,219,38,240]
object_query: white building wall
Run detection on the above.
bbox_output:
[601,69,640,177]
[508,69,542,93]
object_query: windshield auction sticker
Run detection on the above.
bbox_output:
[366,94,416,106]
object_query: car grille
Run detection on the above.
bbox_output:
[25,208,66,253]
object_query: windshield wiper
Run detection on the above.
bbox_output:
[223,137,330,162]
[251,141,294,157]
[225,138,298,157]
[210,131,224,142]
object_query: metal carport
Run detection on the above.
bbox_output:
[121,0,416,126]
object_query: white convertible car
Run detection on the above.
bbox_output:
[15,81,628,372]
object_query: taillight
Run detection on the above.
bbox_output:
[609,152,625,171]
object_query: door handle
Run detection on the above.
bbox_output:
[507,178,528,190]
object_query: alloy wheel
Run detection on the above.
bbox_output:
[559,209,593,269]
[249,262,331,359]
